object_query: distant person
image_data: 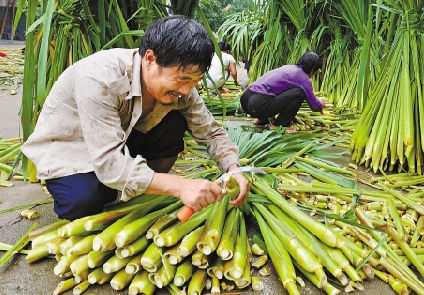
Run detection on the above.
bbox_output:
[240,51,325,133]
[206,41,238,92]
[242,58,251,78]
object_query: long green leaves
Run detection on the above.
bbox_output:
[351,1,424,174]
[36,0,55,106]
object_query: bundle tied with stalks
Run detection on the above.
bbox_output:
[23,174,263,294]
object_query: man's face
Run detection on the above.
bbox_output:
[142,50,205,105]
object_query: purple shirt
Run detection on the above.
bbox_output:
[248,65,323,111]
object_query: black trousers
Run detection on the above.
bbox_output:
[126,110,188,160]
[240,87,306,126]
[46,110,187,220]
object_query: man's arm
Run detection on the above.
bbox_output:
[179,89,249,205]
[228,61,238,85]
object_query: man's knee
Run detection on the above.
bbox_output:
[46,173,116,220]
[127,111,187,160]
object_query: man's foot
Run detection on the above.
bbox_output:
[253,118,268,125]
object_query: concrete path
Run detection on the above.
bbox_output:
[0,41,395,295]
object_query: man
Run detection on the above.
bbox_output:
[205,41,238,92]
[21,15,249,220]
[240,51,325,133]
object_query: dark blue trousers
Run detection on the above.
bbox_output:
[46,111,187,220]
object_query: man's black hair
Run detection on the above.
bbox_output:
[218,41,231,52]
[139,15,214,73]
[296,51,322,75]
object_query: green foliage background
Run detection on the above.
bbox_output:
[195,0,255,32]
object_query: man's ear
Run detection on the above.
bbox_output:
[144,49,156,64]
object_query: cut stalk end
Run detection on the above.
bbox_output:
[230,270,242,279]
[120,249,130,257]
[202,246,212,255]
[126,265,137,274]
[174,276,184,287]
[115,236,126,248]
[178,248,189,257]
[92,237,102,251]
[154,237,165,247]
[103,265,113,274]
[219,250,231,260]
[169,256,178,265]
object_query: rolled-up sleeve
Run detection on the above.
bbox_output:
[74,75,154,201]
[180,90,240,172]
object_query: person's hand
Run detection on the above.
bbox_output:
[229,173,250,206]
[318,97,326,106]
[227,164,250,207]
[177,178,224,211]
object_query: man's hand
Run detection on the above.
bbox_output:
[147,173,224,212]
[146,166,249,213]
[227,164,250,207]
[177,178,224,212]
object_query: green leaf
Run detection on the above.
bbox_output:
[0,223,39,267]
[247,193,273,204]
[36,0,56,106]
[356,235,387,271]
[252,233,268,255]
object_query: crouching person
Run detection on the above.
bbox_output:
[22,15,249,220]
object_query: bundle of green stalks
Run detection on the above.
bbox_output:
[252,151,424,294]
[17,110,424,295]
[201,95,243,116]
[176,123,355,185]
[225,126,327,168]
[319,0,378,111]
[24,177,260,294]
[251,173,424,294]
[19,160,424,294]
[319,32,360,109]
[0,137,23,185]
[350,1,424,175]
[292,105,358,138]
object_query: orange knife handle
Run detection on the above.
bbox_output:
[177,206,195,222]
[177,179,222,222]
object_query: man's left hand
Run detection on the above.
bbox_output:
[227,164,250,207]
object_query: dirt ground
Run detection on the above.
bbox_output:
[0,40,396,295]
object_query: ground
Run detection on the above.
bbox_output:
[0,40,396,295]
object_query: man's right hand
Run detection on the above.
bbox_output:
[177,178,224,211]
[146,173,225,212]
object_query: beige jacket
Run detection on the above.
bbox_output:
[21,48,240,201]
